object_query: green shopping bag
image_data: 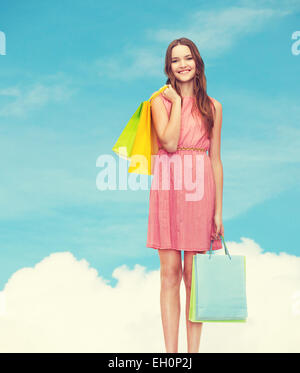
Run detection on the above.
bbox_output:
[112,85,168,175]
[189,234,248,322]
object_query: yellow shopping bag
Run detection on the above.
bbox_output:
[112,85,168,175]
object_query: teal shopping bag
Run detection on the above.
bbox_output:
[189,235,248,322]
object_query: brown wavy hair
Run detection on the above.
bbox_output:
[164,37,216,139]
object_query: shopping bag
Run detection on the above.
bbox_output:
[189,234,248,322]
[112,85,168,175]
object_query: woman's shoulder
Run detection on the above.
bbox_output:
[208,96,222,111]
[151,91,171,107]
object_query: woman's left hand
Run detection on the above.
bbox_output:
[213,213,224,239]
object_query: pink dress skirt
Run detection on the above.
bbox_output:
[146,93,222,253]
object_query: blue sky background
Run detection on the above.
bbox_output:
[0,0,299,290]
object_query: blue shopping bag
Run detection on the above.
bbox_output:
[189,234,248,322]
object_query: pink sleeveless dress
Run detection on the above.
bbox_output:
[146,93,222,252]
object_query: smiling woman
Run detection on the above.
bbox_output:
[145,37,224,354]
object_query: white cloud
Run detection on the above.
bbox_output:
[239,0,300,12]
[93,46,164,81]
[0,83,76,117]
[147,4,292,59]
[88,1,295,80]
[151,7,286,53]
[221,91,300,220]
[0,87,21,97]
[0,238,299,352]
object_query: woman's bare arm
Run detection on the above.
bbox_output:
[209,98,223,217]
[151,95,182,153]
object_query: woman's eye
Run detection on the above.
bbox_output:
[172,58,193,62]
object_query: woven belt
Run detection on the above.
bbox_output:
[159,146,207,152]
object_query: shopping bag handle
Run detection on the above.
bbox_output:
[148,85,169,103]
[208,234,232,260]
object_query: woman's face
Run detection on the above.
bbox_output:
[171,44,196,82]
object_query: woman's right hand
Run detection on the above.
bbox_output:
[161,84,181,104]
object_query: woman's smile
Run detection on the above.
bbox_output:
[178,69,191,74]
